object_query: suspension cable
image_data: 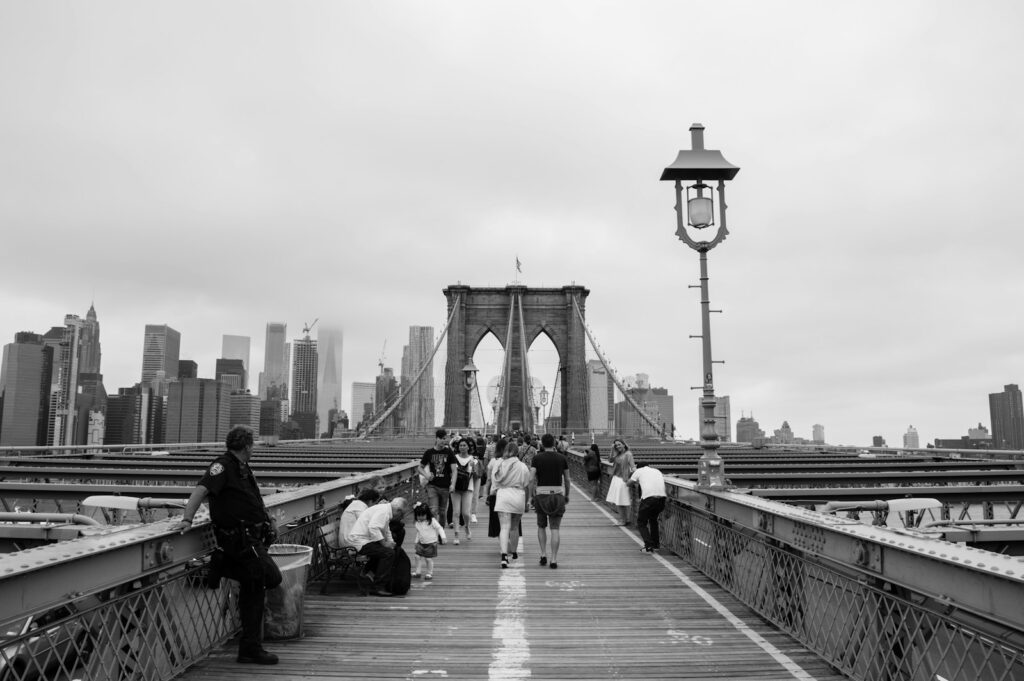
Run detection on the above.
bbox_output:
[360,294,461,437]
[516,291,536,431]
[570,296,665,438]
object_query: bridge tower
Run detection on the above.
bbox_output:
[443,285,589,433]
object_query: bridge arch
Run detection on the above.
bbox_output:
[443,285,589,433]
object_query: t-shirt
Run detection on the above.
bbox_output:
[629,466,667,499]
[421,446,455,488]
[532,449,569,487]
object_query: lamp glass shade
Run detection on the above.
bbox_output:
[687,196,714,229]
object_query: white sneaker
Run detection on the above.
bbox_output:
[453,537,460,545]
[470,514,478,523]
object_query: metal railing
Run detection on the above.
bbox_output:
[565,452,1024,681]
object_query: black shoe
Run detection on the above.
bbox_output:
[539,556,548,566]
[550,562,558,569]
[238,649,278,665]
[511,552,518,560]
[501,554,509,568]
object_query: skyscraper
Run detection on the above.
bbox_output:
[43,315,85,446]
[616,383,674,439]
[221,335,251,391]
[400,326,434,435]
[351,382,376,429]
[0,332,53,446]
[259,322,288,400]
[903,425,920,449]
[141,325,181,386]
[291,333,318,438]
[317,325,343,438]
[989,385,1024,450]
[375,368,400,434]
[812,423,826,444]
[215,358,246,392]
[736,414,765,444]
[586,359,614,434]
[165,378,231,444]
[79,303,102,375]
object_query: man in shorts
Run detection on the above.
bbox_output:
[530,433,569,569]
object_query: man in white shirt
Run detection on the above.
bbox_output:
[346,497,409,596]
[628,463,667,553]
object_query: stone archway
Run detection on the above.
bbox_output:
[442,285,589,433]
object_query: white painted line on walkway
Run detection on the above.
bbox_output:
[575,482,818,681]
[489,560,531,679]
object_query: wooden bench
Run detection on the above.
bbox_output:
[315,521,370,595]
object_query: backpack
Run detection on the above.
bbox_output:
[454,459,472,491]
[390,546,412,595]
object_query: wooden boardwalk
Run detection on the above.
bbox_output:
[176,485,848,681]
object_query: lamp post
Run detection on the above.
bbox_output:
[539,385,549,432]
[661,123,740,489]
[462,361,478,428]
[491,397,499,435]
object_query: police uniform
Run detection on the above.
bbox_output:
[199,451,282,657]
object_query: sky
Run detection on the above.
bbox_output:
[2,1,1024,447]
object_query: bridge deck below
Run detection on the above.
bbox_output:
[176,486,846,680]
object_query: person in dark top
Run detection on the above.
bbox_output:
[530,433,570,569]
[583,444,603,499]
[419,428,455,526]
[175,425,282,665]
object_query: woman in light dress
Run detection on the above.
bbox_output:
[605,439,635,526]
[448,439,476,544]
[487,437,531,568]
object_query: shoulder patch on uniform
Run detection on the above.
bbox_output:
[209,462,225,475]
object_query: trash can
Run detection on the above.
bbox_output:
[264,543,314,640]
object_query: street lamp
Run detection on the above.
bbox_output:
[462,361,478,428]
[539,385,549,430]
[661,123,740,489]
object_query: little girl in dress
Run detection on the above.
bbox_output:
[412,502,446,580]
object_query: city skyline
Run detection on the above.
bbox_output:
[2,4,1023,446]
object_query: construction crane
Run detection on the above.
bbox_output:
[302,318,319,339]
[377,339,387,375]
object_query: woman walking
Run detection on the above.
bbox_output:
[449,439,476,544]
[488,437,531,568]
[605,439,635,526]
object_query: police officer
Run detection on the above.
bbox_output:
[175,424,282,665]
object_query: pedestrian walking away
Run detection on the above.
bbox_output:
[530,433,570,569]
[583,443,602,500]
[175,425,282,665]
[488,437,531,568]
[628,461,667,552]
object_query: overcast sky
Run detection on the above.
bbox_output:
[2,1,1023,447]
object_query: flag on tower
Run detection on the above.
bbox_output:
[515,257,522,273]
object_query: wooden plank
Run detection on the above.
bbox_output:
[176,488,849,680]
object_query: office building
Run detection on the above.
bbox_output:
[165,378,230,444]
[317,325,343,438]
[351,382,376,429]
[903,425,920,449]
[259,322,289,400]
[400,326,435,436]
[616,384,674,439]
[215,358,246,392]
[736,414,765,444]
[812,424,825,444]
[75,372,107,445]
[105,383,164,445]
[872,435,887,447]
[178,360,198,380]
[43,315,85,446]
[374,368,400,434]
[587,359,614,434]
[989,384,1024,450]
[79,303,102,375]
[230,391,261,429]
[141,325,181,388]
[0,332,53,446]
[291,334,318,438]
[221,335,251,392]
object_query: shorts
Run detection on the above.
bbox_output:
[534,493,566,529]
